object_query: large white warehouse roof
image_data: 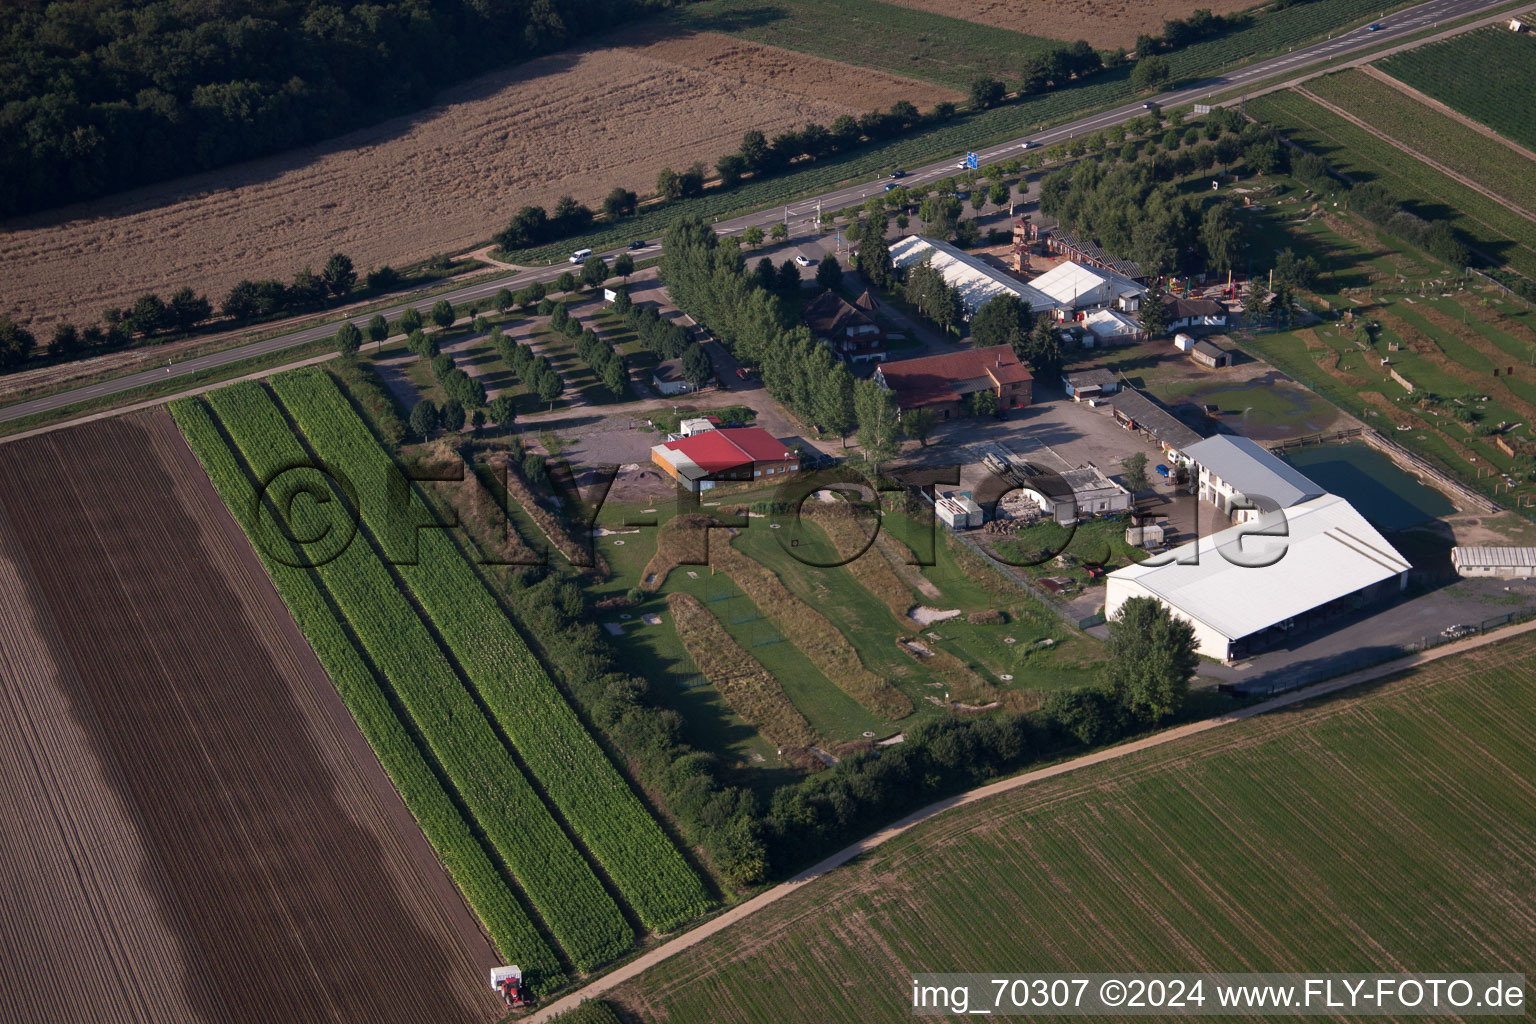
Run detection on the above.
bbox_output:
[890,235,1055,315]
[1108,493,1410,643]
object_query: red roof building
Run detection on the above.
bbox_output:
[650,427,800,492]
[872,345,1033,418]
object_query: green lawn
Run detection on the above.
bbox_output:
[606,632,1536,1022]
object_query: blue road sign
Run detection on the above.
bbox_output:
[965,151,979,169]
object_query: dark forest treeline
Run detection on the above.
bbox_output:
[0,0,681,218]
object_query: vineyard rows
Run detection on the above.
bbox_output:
[269,367,712,933]
[1377,28,1536,151]
[1246,91,1536,278]
[183,382,632,972]
[1305,70,1536,218]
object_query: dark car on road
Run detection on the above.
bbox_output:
[628,239,647,250]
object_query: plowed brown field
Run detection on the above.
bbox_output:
[0,411,502,1024]
[878,0,1254,48]
[0,31,954,332]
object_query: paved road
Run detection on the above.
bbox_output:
[524,614,1536,1022]
[1,0,1512,427]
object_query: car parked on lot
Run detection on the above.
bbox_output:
[735,367,751,380]
[794,255,812,267]
[1155,464,1171,478]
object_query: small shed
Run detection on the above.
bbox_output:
[1509,16,1526,31]
[652,357,693,396]
[1126,522,1166,548]
[1062,368,1120,402]
[1173,332,1196,352]
[1189,338,1232,368]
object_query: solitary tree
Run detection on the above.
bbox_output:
[743,225,765,249]
[681,344,713,387]
[581,255,610,290]
[603,187,638,219]
[536,369,563,409]
[1104,596,1199,724]
[471,409,487,435]
[334,322,362,356]
[969,77,1006,109]
[770,221,788,242]
[366,313,389,350]
[0,315,36,370]
[1138,291,1170,338]
[431,299,455,330]
[440,398,466,432]
[489,396,517,434]
[409,399,438,439]
[613,253,635,280]
[902,407,938,447]
[815,254,842,290]
[493,287,513,313]
[398,307,422,335]
[1121,452,1149,493]
[853,379,902,471]
[555,271,577,294]
[1130,54,1171,93]
[970,294,1033,352]
[322,252,356,297]
[967,389,998,418]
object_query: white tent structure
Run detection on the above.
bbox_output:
[1082,308,1142,346]
[1105,493,1411,661]
[890,236,1055,317]
[1030,260,1146,312]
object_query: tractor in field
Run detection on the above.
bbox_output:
[491,966,532,1009]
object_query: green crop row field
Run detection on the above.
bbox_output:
[1376,26,1536,150]
[668,0,1060,91]
[606,632,1536,1022]
[1304,69,1536,217]
[169,397,568,990]
[1246,90,1536,277]
[181,380,632,973]
[506,0,1410,264]
[269,367,712,933]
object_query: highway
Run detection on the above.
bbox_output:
[1,0,1514,427]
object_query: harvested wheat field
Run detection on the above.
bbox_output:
[0,411,502,1024]
[608,633,1536,1022]
[880,0,1255,48]
[0,31,955,331]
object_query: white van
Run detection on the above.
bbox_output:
[569,248,593,264]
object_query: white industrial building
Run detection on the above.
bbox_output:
[1029,260,1147,314]
[1451,547,1536,578]
[1184,434,1326,524]
[890,236,1056,317]
[1106,494,1412,662]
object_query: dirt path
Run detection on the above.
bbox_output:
[1359,65,1536,166]
[525,614,1536,1022]
[1296,85,1536,226]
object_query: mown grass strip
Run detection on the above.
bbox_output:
[269,367,713,933]
[200,380,632,970]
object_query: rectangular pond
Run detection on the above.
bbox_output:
[1281,442,1455,531]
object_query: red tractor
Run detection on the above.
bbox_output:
[491,966,532,1009]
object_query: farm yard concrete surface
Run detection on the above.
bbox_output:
[0,411,501,1024]
[880,0,1255,48]
[0,0,1516,429]
[0,30,954,331]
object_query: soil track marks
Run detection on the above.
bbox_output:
[0,410,500,1024]
[878,0,1253,48]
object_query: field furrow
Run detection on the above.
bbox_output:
[268,366,712,934]
[199,380,631,971]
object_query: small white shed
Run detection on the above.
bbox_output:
[1173,332,1196,352]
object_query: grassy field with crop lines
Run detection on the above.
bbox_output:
[607,632,1536,1022]
[1376,27,1536,150]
